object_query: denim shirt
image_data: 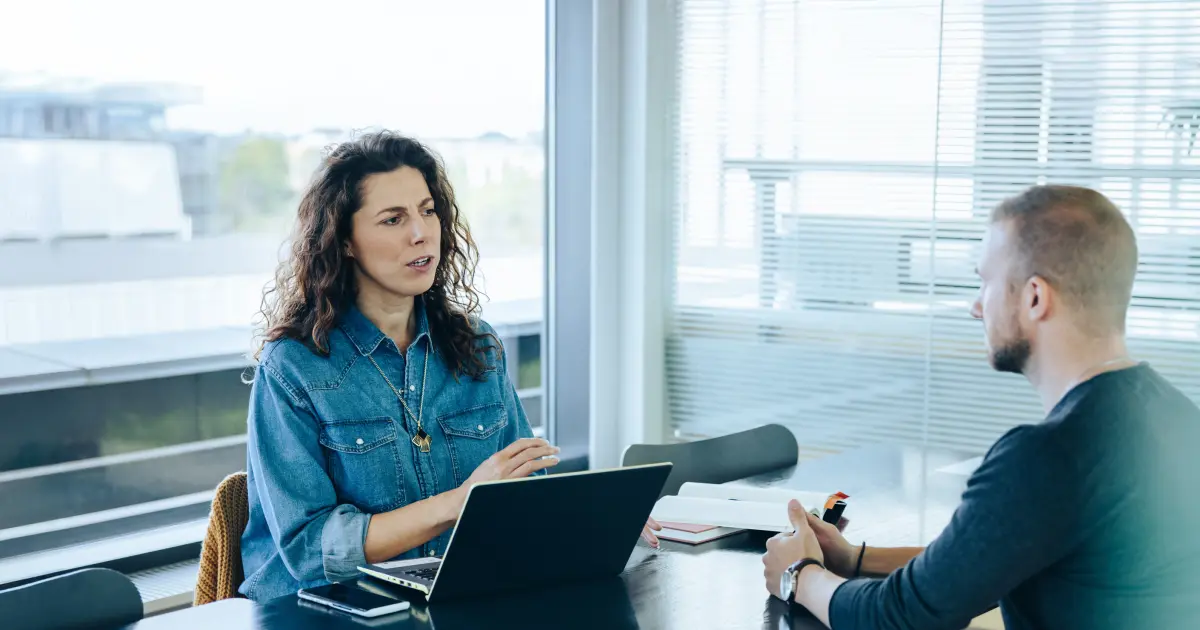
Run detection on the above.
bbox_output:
[239,299,535,601]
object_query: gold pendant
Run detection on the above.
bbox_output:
[412,430,432,453]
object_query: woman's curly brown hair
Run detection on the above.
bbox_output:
[255,130,496,378]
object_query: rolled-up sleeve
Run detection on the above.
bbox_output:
[248,364,371,584]
[320,504,372,580]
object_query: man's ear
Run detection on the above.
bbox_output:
[1026,275,1052,322]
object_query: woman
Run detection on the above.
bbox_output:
[239,131,657,602]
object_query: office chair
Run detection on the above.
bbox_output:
[194,471,249,605]
[621,423,799,497]
[0,568,143,629]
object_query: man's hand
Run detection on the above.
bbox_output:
[804,510,859,577]
[763,499,826,601]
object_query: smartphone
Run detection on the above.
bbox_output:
[297,582,411,618]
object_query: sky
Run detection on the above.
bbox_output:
[0,0,546,138]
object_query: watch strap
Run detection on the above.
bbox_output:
[788,557,825,577]
[784,557,824,601]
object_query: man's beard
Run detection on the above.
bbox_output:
[990,334,1031,375]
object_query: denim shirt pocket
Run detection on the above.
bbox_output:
[319,417,406,513]
[437,403,509,486]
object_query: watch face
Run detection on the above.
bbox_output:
[779,570,794,601]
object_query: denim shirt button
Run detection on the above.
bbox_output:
[356,438,364,445]
[477,425,484,431]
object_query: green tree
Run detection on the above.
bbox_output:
[219,136,294,232]
[446,160,543,255]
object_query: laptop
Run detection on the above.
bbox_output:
[357,462,672,601]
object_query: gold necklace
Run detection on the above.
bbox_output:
[1065,355,1134,393]
[367,341,432,453]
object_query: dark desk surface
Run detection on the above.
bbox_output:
[128,445,987,630]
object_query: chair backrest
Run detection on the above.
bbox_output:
[194,471,249,606]
[0,568,142,630]
[621,424,799,497]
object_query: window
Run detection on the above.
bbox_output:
[0,0,546,572]
[668,0,1200,456]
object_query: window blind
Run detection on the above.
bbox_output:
[668,0,1200,456]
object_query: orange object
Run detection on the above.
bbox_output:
[824,491,850,510]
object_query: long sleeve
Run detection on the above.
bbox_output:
[828,426,1088,630]
[246,364,372,584]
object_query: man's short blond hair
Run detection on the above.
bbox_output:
[991,185,1138,333]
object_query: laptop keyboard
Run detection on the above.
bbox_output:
[407,568,439,580]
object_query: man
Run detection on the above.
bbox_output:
[763,185,1200,629]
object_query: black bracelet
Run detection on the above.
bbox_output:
[853,542,866,577]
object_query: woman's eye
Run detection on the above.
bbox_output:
[382,216,400,226]
[422,207,437,216]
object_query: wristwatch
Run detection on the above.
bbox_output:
[779,558,824,602]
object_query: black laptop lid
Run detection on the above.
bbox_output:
[429,463,672,601]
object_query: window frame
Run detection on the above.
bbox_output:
[549,0,676,469]
[0,3,560,590]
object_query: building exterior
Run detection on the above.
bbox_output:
[170,131,224,235]
[0,76,545,569]
[0,74,219,238]
[0,73,199,142]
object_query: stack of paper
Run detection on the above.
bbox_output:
[652,522,743,545]
[651,483,836,540]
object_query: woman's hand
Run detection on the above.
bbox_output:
[641,517,663,549]
[448,438,559,513]
[466,437,560,486]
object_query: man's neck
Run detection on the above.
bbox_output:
[1025,331,1134,413]
[356,285,417,351]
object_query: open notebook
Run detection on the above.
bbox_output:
[651,483,844,543]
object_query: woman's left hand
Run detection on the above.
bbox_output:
[641,517,662,548]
